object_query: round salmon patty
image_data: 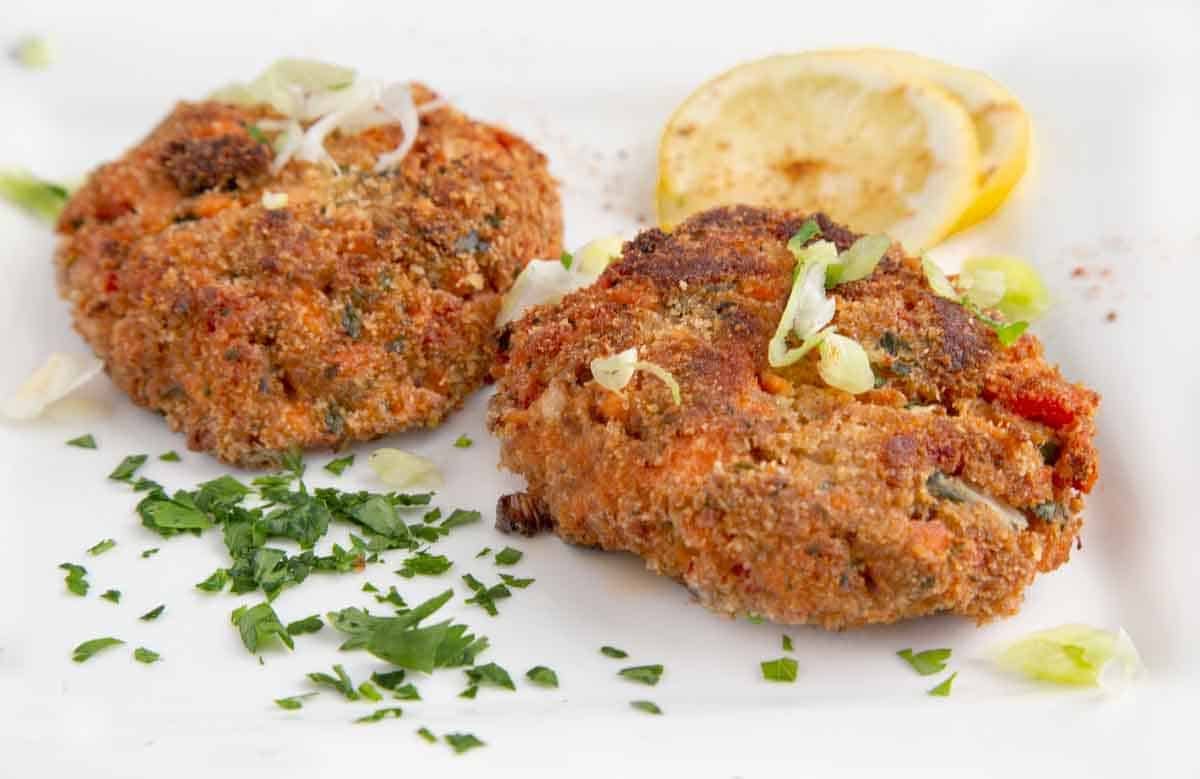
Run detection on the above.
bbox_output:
[56,86,561,466]
[488,206,1098,628]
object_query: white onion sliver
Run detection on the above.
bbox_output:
[590,348,638,393]
[3,353,103,420]
[817,332,875,395]
[368,448,442,489]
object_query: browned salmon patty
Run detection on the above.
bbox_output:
[488,206,1098,629]
[56,85,562,466]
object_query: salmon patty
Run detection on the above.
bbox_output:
[56,86,562,466]
[488,206,1098,629]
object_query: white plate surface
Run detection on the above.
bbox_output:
[2,2,1198,776]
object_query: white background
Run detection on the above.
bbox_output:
[1,1,1198,776]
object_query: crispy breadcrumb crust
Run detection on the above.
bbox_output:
[488,207,1098,628]
[56,86,561,466]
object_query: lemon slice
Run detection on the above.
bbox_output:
[657,52,979,252]
[837,48,1031,233]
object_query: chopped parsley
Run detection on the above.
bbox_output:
[782,634,794,652]
[476,547,492,558]
[453,434,473,448]
[396,551,452,578]
[285,615,323,635]
[525,666,559,688]
[0,170,69,222]
[618,664,663,686]
[370,669,406,690]
[158,450,181,462]
[440,509,481,530]
[560,250,574,269]
[897,647,951,676]
[493,547,523,566]
[327,590,487,672]
[134,647,161,664]
[444,733,485,754]
[373,586,407,608]
[362,582,379,593]
[59,563,89,596]
[275,692,317,710]
[87,538,116,556]
[459,685,478,699]
[760,657,798,683]
[72,637,124,662]
[357,681,382,701]
[196,568,230,592]
[100,589,121,604]
[67,434,97,449]
[392,683,421,700]
[246,124,269,145]
[139,604,165,621]
[465,662,515,692]
[630,700,662,715]
[498,573,534,588]
[108,454,148,482]
[308,664,359,700]
[462,574,511,616]
[231,603,293,653]
[600,646,628,659]
[416,727,437,743]
[324,454,355,475]
[356,707,404,723]
[141,548,160,559]
[927,671,958,697]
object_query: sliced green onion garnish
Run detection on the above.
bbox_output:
[959,268,1006,308]
[768,243,837,368]
[960,255,1050,322]
[572,235,624,275]
[12,36,55,69]
[817,332,875,394]
[921,256,959,300]
[992,624,1144,689]
[590,348,681,405]
[826,234,890,286]
[367,448,443,488]
[0,170,70,223]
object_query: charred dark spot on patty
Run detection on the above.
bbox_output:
[161,134,270,195]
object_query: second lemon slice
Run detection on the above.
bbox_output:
[657,52,979,252]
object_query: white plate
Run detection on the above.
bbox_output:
[2,1,1198,776]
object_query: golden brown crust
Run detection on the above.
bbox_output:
[56,87,562,466]
[488,206,1099,628]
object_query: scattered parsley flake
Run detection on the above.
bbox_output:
[493,547,523,566]
[525,666,559,688]
[928,671,958,697]
[760,657,798,683]
[459,685,478,699]
[358,681,383,702]
[462,574,511,616]
[108,454,148,482]
[600,646,628,659]
[87,538,116,556]
[374,585,407,608]
[440,509,481,531]
[141,548,160,559]
[392,683,421,700]
[195,568,230,592]
[324,454,355,475]
[560,250,574,269]
[326,590,486,672]
[285,615,323,636]
[139,604,165,621]
[619,664,663,686]
[158,450,181,462]
[72,637,124,662]
[308,664,358,700]
[246,124,269,145]
[275,692,317,710]
[745,614,765,624]
[445,733,485,754]
[231,602,293,653]
[417,727,436,743]
[67,434,97,449]
[498,573,534,588]
[370,669,406,690]
[100,589,121,604]
[631,700,662,715]
[782,634,794,652]
[362,582,380,593]
[465,662,515,691]
[356,707,404,724]
[453,434,473,448]
[134,647,160,664]
[59,562,89,596]
[897,648,952,676]
[396,551,452,578]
